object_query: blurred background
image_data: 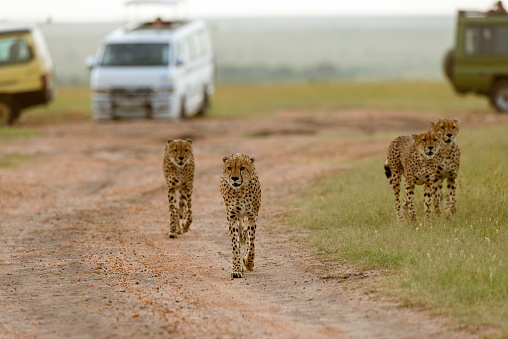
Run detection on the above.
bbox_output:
[0,0,498,85]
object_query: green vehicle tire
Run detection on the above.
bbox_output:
[491,80,508,113]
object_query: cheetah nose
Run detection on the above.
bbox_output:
[428,146,434,151]
[178,156,184,160]
[231,177,239,181]
[446,134,453,137]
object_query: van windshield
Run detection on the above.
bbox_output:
[101,43,169,66]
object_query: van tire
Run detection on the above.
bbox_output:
[491,80,508,113]
[0,98,17,126]
[179,97,186,119]
[196,91,210,117]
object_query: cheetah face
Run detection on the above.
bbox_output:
[222,154,255,190]
[165,139,192,168]
[429,118,459,145]
[412,131,440,159]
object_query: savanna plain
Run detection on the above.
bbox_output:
[1,81,507,338]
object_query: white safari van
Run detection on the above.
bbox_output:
[0,24,55,125]
[87,18,214,120]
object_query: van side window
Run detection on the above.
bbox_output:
[176,41,189,65]
[185,36,198,61]
[0,37,32,66]
[198,30,211,55]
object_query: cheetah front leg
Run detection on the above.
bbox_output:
[405,182,417,222]
[389,170,405,221]
[180,186,193,233]
[445,176,458,214]
[227,215,243,278]
[243,216,257,272]
[434,178,443,216]
[423,181,435,222]
[167,187,180,238]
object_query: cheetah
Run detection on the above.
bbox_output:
[220,153,261,278]
[163,139,194,238]
[429,118,461,215]
[384,130,441,223]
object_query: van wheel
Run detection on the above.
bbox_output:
[179,97,186,119]
[196,92,210,117]
[491,80,508,113]
[0,99,15,126]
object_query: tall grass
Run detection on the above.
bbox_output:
[288,123,508,336]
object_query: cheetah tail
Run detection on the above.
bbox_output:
[384,161,391,179]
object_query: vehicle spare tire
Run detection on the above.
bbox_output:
[491,80,508,113]
[443,49,454,81]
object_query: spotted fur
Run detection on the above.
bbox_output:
[384,131,441,223]
[163,139,194,238]
[429,118,461,215]
[220,153,261,278]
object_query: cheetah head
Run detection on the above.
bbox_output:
[222,153,255,190]
[429,118,459,145]
[165,139,192,168]
[412,131,440,159]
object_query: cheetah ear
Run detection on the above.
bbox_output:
[411,134,419,141]
[166,139,173,143]
[428,122,435,129]
[249,156,255,163]
[185,138,192,144]
[222,156,230,163]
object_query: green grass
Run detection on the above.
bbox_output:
[212,81,491,118]
[0,127,40,140]
[288,123,508,337]
[14,81,491,125]
[0,152,34,168]
[20,86,92,125]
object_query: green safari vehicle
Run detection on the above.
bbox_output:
[444,10,508,112]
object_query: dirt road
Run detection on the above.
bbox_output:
[1,110,504,338]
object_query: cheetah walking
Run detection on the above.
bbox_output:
[220,154,261,278]
[384,130,441,223]
[429,118,461,215]
[163,139,194,238]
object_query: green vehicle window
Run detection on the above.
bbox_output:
[465,25,508,55]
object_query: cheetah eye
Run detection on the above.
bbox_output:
[422,139,426,142]
[240,166,245,171]
[440,126,445,129]
[227,167,232,171]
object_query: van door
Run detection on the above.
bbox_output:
[183,34,202,114]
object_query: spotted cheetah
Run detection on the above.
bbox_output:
[163,139,194,238]
[384,130,441,222]
[429,118,461,215]
[220,154,261,278]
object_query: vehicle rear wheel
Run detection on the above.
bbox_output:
[491,80,508,113]
[0,100,14,126]
[196,92,210,117]
[179,97,186,119]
